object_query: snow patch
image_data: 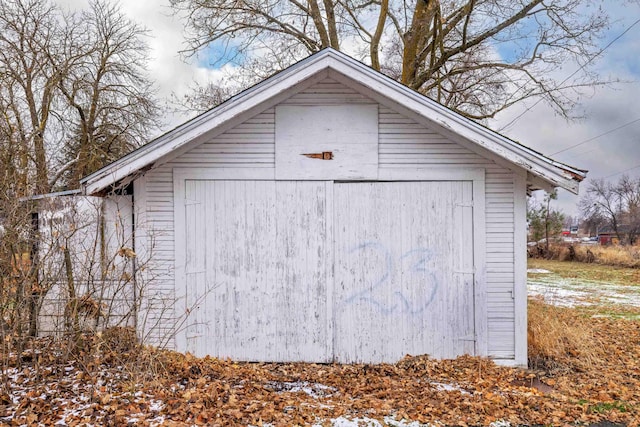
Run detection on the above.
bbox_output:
[527,268,551,274]
[310,416,436,426]
[528,275,640,308]
[266,381,337,398]
[430,381,470,395]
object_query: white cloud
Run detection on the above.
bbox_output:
[491,3,640,217]
[54,0,640,218]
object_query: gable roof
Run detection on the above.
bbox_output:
[81,48,586,195]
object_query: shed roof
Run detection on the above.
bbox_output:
[81,48,586,195]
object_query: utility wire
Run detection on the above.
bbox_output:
[551,117,640,156]
[500,17,640,132]
[598,162,640,180]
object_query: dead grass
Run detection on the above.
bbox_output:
[2,309,640,425]
[539,243,640,268]
[528,258,640,288]
[527,298,605,372]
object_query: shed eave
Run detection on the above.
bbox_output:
[81,48,585,194]
[320,52,585,192]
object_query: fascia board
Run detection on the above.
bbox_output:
[82,54,336,194]
[324,53,583,193]
[82,48,583,194]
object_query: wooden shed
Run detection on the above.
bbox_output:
[81,49,585,367]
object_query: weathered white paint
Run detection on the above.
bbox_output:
[82,49,584,195]
[275,105,378,180]
[173,179,479,363]
[513,174,528,366]
[37,195,135,335]
[134,76,525,365]
[333,181,475,363]
[175,180,331,362]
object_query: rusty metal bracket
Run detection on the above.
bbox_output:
[302,151,333,160]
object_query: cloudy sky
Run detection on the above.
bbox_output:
[60,0,640,218]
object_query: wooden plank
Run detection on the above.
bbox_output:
[333,181,475,363]
[275,105,378,180]
[178,180,331,362]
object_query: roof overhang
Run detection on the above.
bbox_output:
[81,48,586,195]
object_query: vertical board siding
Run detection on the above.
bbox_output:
[141,78,517,361]
[141,109,276,347]
[38,196,135,336]
[379,106,516,360]
[333,182,475,363]
[181,180,331,362]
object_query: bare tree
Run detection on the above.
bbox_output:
[0,0,159,346]
[0,0,159,194]
[57,1,159,187]
[615,175,640,245]
[170,0,612,120]
[0,0,64,195]
[171,81,239,115]
[580,178,623,243]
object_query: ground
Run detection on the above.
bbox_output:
[1,259,639,426]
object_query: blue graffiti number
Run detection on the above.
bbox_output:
[342,242,440,315]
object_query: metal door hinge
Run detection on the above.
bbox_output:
[302,151,333,160]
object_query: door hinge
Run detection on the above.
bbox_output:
[455,202,474,208]
[184,198,202,206]
[302,151,333,160]
[454,269,476,275]
[459,335,476,342]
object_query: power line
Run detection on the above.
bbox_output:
[551,117,640,156]
[599,162,640,180]
[499,17,640,132]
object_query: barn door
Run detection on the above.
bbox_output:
[333,181,475,363]
[181,180,332,362]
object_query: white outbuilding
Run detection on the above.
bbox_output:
[81,49,585,367]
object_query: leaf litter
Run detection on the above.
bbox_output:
[2,330,639,427]
[0,262,638,426]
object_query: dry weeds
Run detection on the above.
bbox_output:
[540,243,640,268]
[1,308,639,426]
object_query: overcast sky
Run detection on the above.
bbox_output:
[58,0,640,218]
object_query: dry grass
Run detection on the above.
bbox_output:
[528,298,605,372]
[536,243,640,268]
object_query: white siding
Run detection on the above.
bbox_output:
[333,181,475,363]
[138,109,276,346]
[139,78,518,361]
[379,105,516,360]
[38,196,135,335]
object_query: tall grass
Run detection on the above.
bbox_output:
[528,298,605,372]
[534,243,640,268]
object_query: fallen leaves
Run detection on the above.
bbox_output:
[0,305,639,426]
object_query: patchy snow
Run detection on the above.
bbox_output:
[311,416,436,427]
[266,380,337,398]
[382,415,439,426]
[527,268,551,274]
[430,381,470,395]
[528,272,640,309]
[527,281,595,307]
